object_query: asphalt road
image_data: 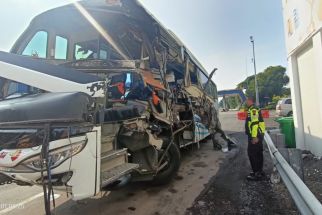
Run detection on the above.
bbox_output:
[187,111,298,215]
[0,110,292,215]
[0,142,225,215]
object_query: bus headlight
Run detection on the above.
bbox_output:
[18,139,87,172]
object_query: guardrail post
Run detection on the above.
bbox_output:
[276,133,285,148]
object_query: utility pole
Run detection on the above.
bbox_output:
[245,57,248,90]
[250,36,259,106]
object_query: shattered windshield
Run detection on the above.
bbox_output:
[74,38,123,61]
[74,40,97,60]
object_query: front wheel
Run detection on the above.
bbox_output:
[152,143,181,185]
[211,133,222,150]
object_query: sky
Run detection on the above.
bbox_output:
[0,0,287,90]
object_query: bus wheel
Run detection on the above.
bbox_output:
[152,143,180,185]
[212,133,222,150]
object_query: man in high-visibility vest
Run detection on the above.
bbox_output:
[245,98,266,181]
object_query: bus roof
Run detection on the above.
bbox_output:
[18,0,211,77]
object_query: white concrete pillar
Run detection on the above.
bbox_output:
[312,31,322,131]
[288,55,306,150]
[311,31,322,155]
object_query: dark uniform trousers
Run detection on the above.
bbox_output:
[247,135,264,173]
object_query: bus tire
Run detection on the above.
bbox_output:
[152,143,181,185]
[212,133,222,150]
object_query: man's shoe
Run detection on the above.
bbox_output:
[246,174,258,181]
[254,172,264,180]
[246,172,263,181]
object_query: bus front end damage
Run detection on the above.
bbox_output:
[0,0,231,206]
[0,92,102,201]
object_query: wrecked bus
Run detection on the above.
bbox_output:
[0,0,226,206]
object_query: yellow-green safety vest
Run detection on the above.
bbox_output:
[247,106,266,138]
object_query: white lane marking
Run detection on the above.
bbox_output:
[0,192,44,214]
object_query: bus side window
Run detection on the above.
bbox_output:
[198,69,218,100]
[190,70,199,85]
[5,81,29,98]
[199,69,208,89]
[22,31,48,58]
[55,36,68,60]
[189,62,202,87]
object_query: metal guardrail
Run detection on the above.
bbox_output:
[264,132,322,215]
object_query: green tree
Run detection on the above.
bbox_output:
[237,66,290,104]
[272,95,283,104]
[219,95,242,109]
[219,96,241,109]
